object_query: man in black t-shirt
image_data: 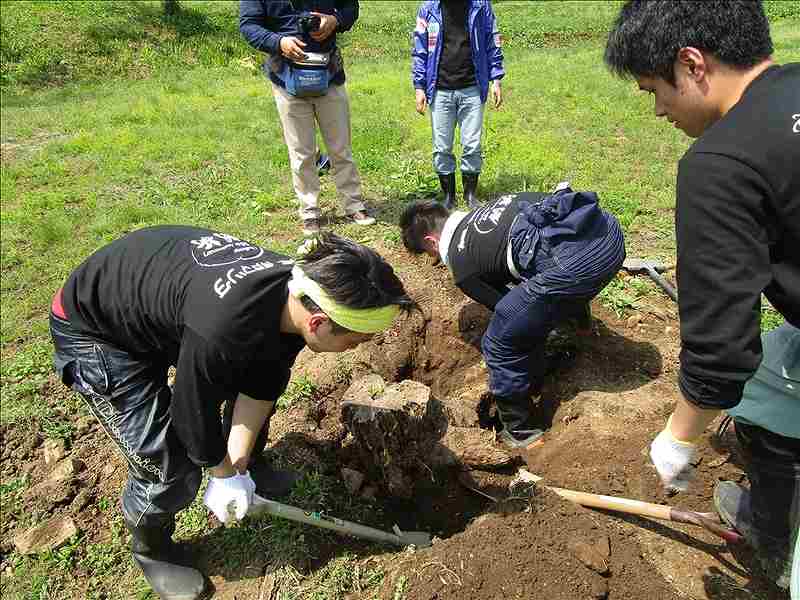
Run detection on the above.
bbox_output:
[606,0,799,589]
[50,228,413,600]
[401,187,625,449]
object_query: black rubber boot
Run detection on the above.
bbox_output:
[714,481,792,589]
[462,171,480,210]
[126,518,205,600]
[495,395,545,450]
[249,453,301,500]
[438,172,457,210]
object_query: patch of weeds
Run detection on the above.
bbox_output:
[277,376,318,410]
[392,575,408,600]
[598,276,650,318]
[382,227,402,246]
[289,470,329,508]
[40,412,75,441]
[176,493,209,538]
[0,475,28,496]
[300,554,384,600]
[48,534,82,571]
[331,359,353,385]
[81,539,128,575]
[96,496,113,513]
[0,339,52,381]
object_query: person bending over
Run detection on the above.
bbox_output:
[400,186,625,449]
[50,228,414,599]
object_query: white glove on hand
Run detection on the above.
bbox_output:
[649,424,696,493]
[203,471,256,523]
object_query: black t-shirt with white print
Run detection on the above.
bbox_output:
[447,193,545,309]
[62,225,306,467]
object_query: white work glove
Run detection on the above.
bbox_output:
[649,420,697,493]
[203,471,256,523]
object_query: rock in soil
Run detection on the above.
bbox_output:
[340,467,365,494]
[49,458,84,482]
[43,439,66,465]
[26,479,76,506]
[594,535,611,559]
[13,516,79,554]
[568,540,610,575]
[428,427,517,470]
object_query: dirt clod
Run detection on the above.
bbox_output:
[341,467,365,494]
[13,516,78,555]
[43,439,66,465]
[569,539,610,574]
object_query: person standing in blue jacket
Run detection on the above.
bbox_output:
[412,0,505,210]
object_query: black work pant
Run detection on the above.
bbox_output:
[50,314,269,527]
[735,421,800,553]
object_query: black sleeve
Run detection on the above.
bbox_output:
[334,0,358,32]
[171,328,235,467]
[675,152,772,409]
[457,275,506,310]
[239,0,282,55]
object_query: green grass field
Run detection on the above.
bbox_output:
[1,1,798,598]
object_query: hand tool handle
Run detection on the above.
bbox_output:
[645,266,678,302]
[248,495,402,545]
[516,469,741,542]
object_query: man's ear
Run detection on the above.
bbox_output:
[423,234,439,254]
[307,313,329,335]
[676,47,708,82]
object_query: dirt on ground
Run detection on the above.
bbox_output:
[0,240,789,599]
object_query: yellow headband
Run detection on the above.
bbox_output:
[288,266,400,334]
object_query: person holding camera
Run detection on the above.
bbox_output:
[412,0,505,210]
[240,1,374,236]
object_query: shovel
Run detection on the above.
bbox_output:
[622,258,678,302]
[247,494,433,548]
[514,469,742,544]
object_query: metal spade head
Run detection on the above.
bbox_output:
[392,524,433,548]
[622,258,667,273]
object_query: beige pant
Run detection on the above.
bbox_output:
[272,82,365,220]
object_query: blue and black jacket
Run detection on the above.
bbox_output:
[411,0,505,104]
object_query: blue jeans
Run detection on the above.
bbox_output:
[430,85,485,174]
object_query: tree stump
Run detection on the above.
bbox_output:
[341,377,447,497]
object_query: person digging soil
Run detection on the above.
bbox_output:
[48,228,414,600]
[400,185,625,450]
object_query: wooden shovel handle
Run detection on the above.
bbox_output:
[517,469,669,519]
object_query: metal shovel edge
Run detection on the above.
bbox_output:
[247,494,433,548]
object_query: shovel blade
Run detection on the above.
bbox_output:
[394,527,433,548]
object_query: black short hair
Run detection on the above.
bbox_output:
[298,233,416,323]
[399,200,450,254]
[604,0,773,84]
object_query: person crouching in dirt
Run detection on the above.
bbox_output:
[400,186,625,449]
[605,0,799,590]
[49,228,414,600]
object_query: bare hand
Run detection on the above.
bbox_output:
[310,12,338,42]
[279,36,307,61]
[415,89,427,115]
[492,80,502,109]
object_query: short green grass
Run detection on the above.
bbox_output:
[1,2,798,599]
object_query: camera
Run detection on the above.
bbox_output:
[298,13,321,34]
